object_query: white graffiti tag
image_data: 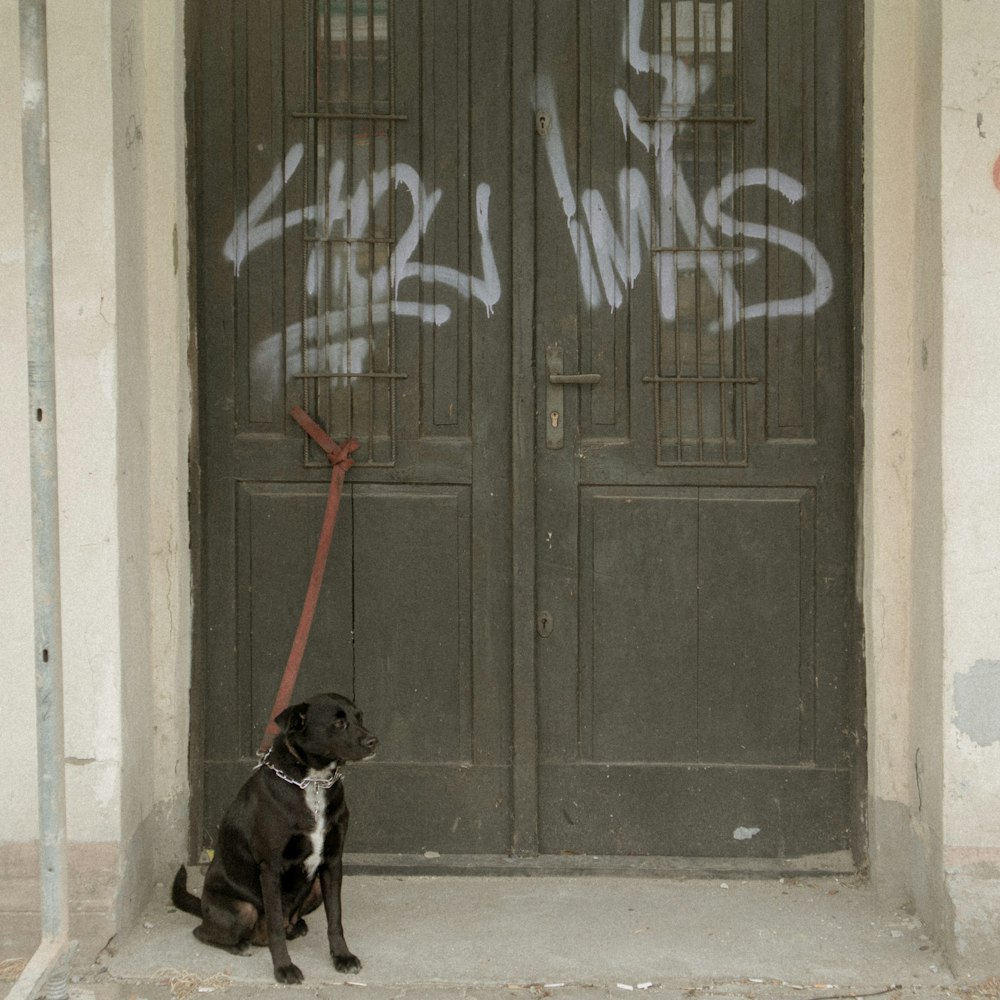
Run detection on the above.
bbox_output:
[703,168,833,322]
[537,0,833,327]
[225,143,500,376]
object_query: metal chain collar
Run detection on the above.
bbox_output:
[255,749,342,790]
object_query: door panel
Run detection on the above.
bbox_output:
[353,485,473,764]
[575,486,814,768]
[533,0,854,856]
[582,489,701,765]
[538,764,849,857]
[697,490,816,766]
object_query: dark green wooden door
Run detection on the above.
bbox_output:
[192,0,857,860]
[193,0,516,854]
[532,0,856,857]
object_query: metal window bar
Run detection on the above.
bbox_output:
[297,0,404,469]
[646,0,752,467]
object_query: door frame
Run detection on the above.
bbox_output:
[183,0,867,869]
[185,0,206,865]
[510,0,539,857]
[846,0,866,872]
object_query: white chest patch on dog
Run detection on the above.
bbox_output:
[302,774,330,879]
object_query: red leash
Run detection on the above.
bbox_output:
[259,407,358,752]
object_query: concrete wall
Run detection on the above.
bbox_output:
[863,0,921,903]
[863,0,945,931]
[864,0,1000,975]
[938,0,1000,971]
[0,0,191,952]
[2,0,1000,977]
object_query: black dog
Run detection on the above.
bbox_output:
[172,692,377,984]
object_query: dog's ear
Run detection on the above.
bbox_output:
[274,702,309,734]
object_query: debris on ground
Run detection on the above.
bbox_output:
[151,967,231,1000]
[958,980,1000,1000]
[0,957,28,981]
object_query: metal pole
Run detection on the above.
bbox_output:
[12,1,74,998]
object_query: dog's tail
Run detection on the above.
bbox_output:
[171,865,202,918]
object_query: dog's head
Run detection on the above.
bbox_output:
[275,692,378,768]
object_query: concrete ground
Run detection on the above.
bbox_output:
[3,869,995,1000]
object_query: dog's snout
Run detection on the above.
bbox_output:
[362,734,378,751]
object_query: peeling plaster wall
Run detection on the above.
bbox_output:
[952,662,1000,749]
[112,1,154,878]
[908,0,946,957]
[863,2,946,937]
[939,0,1000,972]
[863,0,920,899]
[0,0,41,849]
[112,0,193,904]
[1,2,123,846]
[0,0,190,943]
[866,0,1000,975]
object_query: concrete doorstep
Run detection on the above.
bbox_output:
[2,871,991,1000]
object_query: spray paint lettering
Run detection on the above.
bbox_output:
[230,0,834,375]
[537,0,833,327]
[225,143,500,375]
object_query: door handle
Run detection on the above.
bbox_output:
[545,346,600,450]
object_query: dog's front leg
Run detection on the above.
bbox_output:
[320,855,360,974]
[259,862,303,984]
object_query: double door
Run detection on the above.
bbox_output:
[193,0,857,860]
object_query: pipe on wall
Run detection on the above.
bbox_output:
[11,1,75,998]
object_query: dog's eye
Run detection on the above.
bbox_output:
[333,718,347,730]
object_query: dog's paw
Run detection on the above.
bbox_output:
[273,962,304,984]
[286,918,308,940]
[333,952,362,975]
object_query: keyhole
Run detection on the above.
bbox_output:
[550,411,560,428]
[536,110,551,136]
